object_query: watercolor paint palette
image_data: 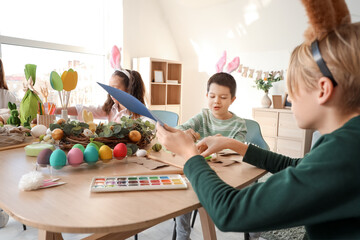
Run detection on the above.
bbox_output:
[90,174,188,192]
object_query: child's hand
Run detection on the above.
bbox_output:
[184,128,200,142]
[156,123,199,160]
[196,135,247,157]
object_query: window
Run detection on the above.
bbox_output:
[0,0,122,107]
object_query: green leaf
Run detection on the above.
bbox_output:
[63,124,74,135]
[113,125,122,134]
[103,128,112,137]
[78,122,89,128]
[50,123,61,131]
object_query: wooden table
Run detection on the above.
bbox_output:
[0,147,266,240]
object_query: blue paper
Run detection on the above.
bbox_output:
[97,82,163,125]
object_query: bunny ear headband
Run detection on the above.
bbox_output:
[110,45,131,79]
[301,0,351,87]
[215,51,240,74]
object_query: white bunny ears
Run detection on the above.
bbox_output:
[110,45,131,79]
[216,50,240,74]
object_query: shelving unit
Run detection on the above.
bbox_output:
[253,108,314,158]
[132,57,182,120]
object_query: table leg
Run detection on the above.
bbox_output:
[198,207,217,240]
[38,230,64,240]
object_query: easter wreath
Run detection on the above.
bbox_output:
[50,116,156,151]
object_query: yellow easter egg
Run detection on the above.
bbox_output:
[99,145,113,162]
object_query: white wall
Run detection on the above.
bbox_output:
[124,0,360,122]
[122,0,180,68]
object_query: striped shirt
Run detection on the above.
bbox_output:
[177,108,247,142]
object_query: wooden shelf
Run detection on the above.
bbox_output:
[132,57,182,121]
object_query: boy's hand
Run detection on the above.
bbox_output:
[197,135,247,157]
[156,123,199,160]
[184,129,200,142]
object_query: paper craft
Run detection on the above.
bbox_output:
[128,157,169,170]
[97,82,164,125]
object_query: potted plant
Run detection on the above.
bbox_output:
[254,74,282,108]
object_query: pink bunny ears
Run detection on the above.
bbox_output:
[110,45,121,70]
[110,45,131,79]
[216,51,240,74]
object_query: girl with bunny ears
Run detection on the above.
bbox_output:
[57,46,147,122]
[156,0,360,239]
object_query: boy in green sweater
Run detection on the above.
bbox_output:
[156,2,360,239]
[175,72,247,240]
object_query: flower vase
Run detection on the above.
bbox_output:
[261,92,272,108]
[61,109,69,121]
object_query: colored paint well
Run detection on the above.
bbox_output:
[90,174,188,192]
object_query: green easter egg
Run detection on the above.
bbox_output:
[49,149,67,169]
[72,144,85,153]
[84,146,99,165]
[152,143,162,152]
[87,142,99,152]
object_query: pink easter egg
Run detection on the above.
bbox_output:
[67,148,84,167]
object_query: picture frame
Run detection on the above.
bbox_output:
[283,93,292,108]
[154,70,164,83]
[272,95,283,109]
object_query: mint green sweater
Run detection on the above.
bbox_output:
[177,108,247,142]
[184,115,360,239]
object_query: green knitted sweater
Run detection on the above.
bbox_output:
[184,115,360,239]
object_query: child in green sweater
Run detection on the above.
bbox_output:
[156,2,360,239]
[178,72,247,141]
[175,72,247,240]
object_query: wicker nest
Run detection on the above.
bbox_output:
[59,134,154,151]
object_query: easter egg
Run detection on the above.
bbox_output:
[37,148,53,167]
[113,143,127,160]
[84,146,99,165]
[136,149,147,157]
[87,142,99,152]
[98,145,112,162]
[129,130,141,142]
[83,129,93,137]
[67,148,84,167]
[31,124,47,138]
[51,129,64,140]
[49,149,67,170]
[152,143,162,152]
[127,143,138,155]
[72,144,85,153]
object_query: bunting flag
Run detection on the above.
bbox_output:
[216,51,286,80]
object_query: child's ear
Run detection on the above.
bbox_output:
[317,77,335,105]
[230,96,236,104]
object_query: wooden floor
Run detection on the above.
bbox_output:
[0,214,254,240]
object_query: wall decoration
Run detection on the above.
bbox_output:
[215,51,286,81]
[242,67,249,77]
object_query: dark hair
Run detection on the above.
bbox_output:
[102,69,146,118]
[207,72,236,98]
[0,59,9,90]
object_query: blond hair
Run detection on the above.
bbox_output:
[287,22,360,112]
